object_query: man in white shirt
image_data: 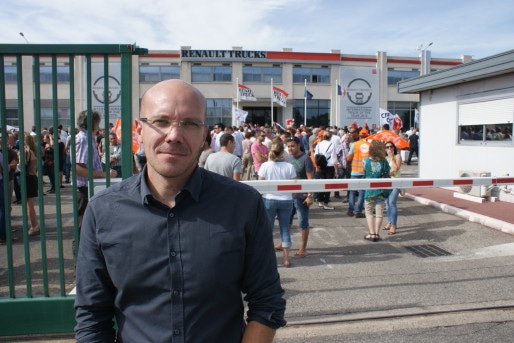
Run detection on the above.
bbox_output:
[211,123,226,152]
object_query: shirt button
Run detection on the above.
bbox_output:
[169,212,174,218]
[173,290,179,296]
[174,329,180,335]
[170,251,177,257]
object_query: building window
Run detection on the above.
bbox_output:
[387,101,418,130]
[458,97,513,145]
[206,99,232,127]
[243,65,282,83]
[293,67,330,84]
[292,99,331,127]
[192,66,232,82]
[388,69,419,85]
[139,65,180,82]
[4,109,18,127]
[4,66,17,82]
[39,66,70,83]
[40,107,72,129]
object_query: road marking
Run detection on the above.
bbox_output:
[429,242,514,262]
[320,258,333,269]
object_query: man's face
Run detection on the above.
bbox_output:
[109,135,118,145]
[258,132,266,143]
[137,81,208,181]
[287,140,300,157]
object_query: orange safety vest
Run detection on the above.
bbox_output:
[351,140,370,174]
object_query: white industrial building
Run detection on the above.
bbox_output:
[398,49,514,202]
[3,47,470,131]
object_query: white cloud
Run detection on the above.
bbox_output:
[3,0,513,59]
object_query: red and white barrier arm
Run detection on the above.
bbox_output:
[243,177,514,194]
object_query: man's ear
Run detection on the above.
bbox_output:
[135,119,143,144]
[202,126,209,144]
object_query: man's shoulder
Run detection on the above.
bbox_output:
[251,143,264,151]
[293,152,309,162]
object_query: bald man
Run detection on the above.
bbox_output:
[75,80,286,342]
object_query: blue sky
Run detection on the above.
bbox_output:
[2,0,513,59]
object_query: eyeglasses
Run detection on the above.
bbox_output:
[139,117,205,131]
[385,146,394,149]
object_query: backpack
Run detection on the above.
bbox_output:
[314,143,332,169]
[315,154,328,168]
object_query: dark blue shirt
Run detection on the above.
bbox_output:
[75,166,286,342]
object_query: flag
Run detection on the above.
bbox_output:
[304,88,313,100]
[286,119,295,127]
[337,84,342,96]
[379,108,394,127]
[392,114,403,131]
[238,84,257,101]
[273,86,288,107]
[234,108,249,122]
[113,117,140,153]
[414,109,420,124]
[273,121,287,133]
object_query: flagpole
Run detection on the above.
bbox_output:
[304,79,307,127]
[271,78,274,128]
[236,78,239,127]
[335,80,339,128]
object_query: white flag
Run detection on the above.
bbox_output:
[379,108,394,127]
[414,109,420,124]
[273,86,288,107]
[234,108,249,122]
[238,84,257,101]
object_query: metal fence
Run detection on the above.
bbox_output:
[0,44,147,336]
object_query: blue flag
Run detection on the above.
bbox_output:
[304,88,313,100]
[337,84,342,96]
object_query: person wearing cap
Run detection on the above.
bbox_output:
[346,127,371,218]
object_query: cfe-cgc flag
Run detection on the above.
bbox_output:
[273,86,288,107]
[379,108,394,127]
[238,84,257,101]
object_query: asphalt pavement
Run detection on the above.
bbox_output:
[273,162,514,342]
[3,161,514,342]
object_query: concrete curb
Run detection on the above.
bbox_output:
[405,193,514,236]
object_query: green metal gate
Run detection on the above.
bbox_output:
[0,43,147,336]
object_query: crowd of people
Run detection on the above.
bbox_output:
[0,118,123,244]
[202,119,416,255]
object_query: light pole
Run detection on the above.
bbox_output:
[417,42,433,76]
[19,32,29,44]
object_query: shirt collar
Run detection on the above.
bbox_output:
[139,165,203,206]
